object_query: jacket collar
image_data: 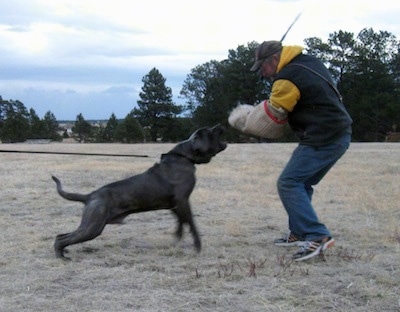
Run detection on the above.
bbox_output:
[277,46,304,73]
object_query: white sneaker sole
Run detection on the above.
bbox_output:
[293,238,335,262]
[274,241,305,247]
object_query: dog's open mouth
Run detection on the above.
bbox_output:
[213,124,227,153]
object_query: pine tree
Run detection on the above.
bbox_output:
[72,113,92,143]
[43,111,61,141]
[132,68,182,141]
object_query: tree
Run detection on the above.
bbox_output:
[303,28,400,141]
[161,117,194,142]
[43,111,62,141]
[114,112,144,143]
[29,108,45,139]
[72,113,92,143]
[96,113,119,142]
[132,68,182,142]
[0,98,61,142]
[0,100,30,142]
[327,31,357,83]
[0,96,5,123]
[180,42,269,140]
[180,60,224,125]
[305,31,356,83]
[334,29,399,141]
[62,129,69,139]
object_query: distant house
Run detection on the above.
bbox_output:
[58,122,74,137]
[57,120,108,142]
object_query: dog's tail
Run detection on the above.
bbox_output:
[52,176,89,203]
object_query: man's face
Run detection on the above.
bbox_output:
[259,55,279,79]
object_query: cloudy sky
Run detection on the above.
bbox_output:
[1,0,399,120]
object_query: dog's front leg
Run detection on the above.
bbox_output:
[174,200,201,252]
[174,216,184,241]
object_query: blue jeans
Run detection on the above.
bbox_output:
[277,134,351,241]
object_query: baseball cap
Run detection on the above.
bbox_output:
[250,40,282,72]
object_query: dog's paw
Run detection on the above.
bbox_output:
[55,248,71,260]
[194,240,202,253]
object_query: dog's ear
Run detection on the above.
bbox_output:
[177,125,225,164]
[211,124,225,136]
[190,128,209,153]
[192,125,225,153]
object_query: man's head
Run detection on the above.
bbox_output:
[250,40,282,78]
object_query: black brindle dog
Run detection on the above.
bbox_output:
[52,125,227,260]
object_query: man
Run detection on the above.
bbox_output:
[249,41,352,261]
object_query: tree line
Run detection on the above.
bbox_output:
[0,97,60,143]
[1,28,399,143]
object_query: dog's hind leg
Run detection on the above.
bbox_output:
[54,200,108,260]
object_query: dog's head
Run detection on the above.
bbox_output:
[172,124,227,164]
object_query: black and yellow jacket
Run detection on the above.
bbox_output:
[270,46,352,146]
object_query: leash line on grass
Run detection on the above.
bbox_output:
[0,149,149,158]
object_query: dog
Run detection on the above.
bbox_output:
[52,124,227,260]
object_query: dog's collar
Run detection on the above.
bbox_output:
[162,151,196,164]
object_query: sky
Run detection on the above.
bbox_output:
[1,0,400,121]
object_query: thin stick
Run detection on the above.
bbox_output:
[280,11,303,42]
[0,149,149,158]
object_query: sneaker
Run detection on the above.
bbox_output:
[274,232,305,247]
[292,237,335,262]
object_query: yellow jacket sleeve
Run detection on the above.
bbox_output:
[269,79,300,113]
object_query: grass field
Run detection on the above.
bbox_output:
[0,142,399,312]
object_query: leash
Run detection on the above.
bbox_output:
[0,149,149,158]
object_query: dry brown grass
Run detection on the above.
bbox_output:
[0,142,399,312]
